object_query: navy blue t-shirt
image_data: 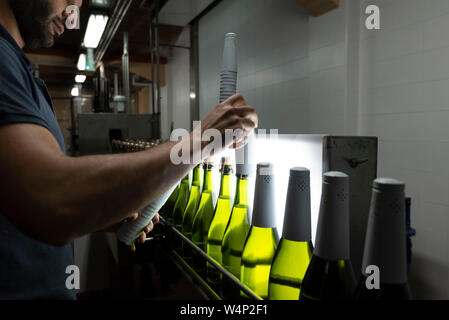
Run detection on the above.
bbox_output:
[0,24,76,299]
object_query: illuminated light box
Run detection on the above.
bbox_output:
[212,134,326,244]
[212,133,377,273]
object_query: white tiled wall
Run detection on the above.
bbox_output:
[357,0,449,299]
[198,0,353,135]
[165,26,191,136]
[199,0,313,134]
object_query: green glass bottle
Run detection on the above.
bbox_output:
[191,160,215,276]
[159,183,180,219]
[172,174,190,229]
[269,167,313,300]
[181,164,203,256]
[207,158,233,290]
[240,163,279,299]
[300,172,356,301]
[221,175,250,299]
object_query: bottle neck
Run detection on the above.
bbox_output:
[252,170,276,228]
[219,173,231,197]
[181,174,189,184]
[234,175,248,206]
[314,182,350,260]
[218,164,232,197]
[282,173,311,242]
[192,166,202,187]
[203,169,212,192]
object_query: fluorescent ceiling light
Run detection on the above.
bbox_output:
[75,75,87,83]
[91,0,111,8]
[83,14,109,48]
[71,86,80,97]
[77,53,86,71]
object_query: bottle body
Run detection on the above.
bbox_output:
[240,226,279,299]
[181,165,203,256]
[191,193,214,276]
[300,255,356,300]
[207,163,233,290]
[221,175,250,298]
[268,239,313,300]
[240,163,278,300]
[191,163,215,275]
[269,167,313,300]
[300,172,356,300]
[159,184,179,218]
[171,175,190,228]
[181,185,201,232]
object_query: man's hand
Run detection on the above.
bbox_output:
[193,93,258,154]
[131,213,160,252]
[99,213,160,252]
[0,94,256,246]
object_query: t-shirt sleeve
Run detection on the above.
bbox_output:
[0,40,49,130]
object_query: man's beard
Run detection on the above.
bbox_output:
[8,0,60,49]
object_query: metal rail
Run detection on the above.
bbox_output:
[171,251,222,300]
[154,3,161,116]
[122,31,130,113]
[149,21,156,115]
[95,0,133,64]
[159,217,262,301]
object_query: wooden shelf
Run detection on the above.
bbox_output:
[297,0,340,17]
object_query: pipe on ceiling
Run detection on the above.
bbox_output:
[94,0,133,64]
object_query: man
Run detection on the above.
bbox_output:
[0,0,257,299]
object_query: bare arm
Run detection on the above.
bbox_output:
[0,94,257,246]
[0,123,194,245]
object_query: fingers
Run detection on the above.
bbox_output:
[228,117,258,135]
[223,93,246,107]
[222,95,257,127]
[223,106,258,130]
[144,220,154,234]
[239,116,258,133]
[231,136,249,149]
[230,106,258,125]
[139,231,146,244]
[200,92,259,156]
[130,231,145,252]
[131,214,161,252]
[129,213,139,221]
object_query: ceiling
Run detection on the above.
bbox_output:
[24,0,207,89]
[158,0,216,26]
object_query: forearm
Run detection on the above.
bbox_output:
[0,94,257,246]
[51,139,197,243]
[70,142,192,227]
[0,128,197,245]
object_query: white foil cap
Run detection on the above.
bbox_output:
[282,167,312,242]
[117,183,178,245]
[221,33,237,73]
[314,171,350,260]
[236,134,255,176]
[362,178,407,284]
[251,163,276,228]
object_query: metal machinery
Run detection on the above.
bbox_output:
[77,113,159,156]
